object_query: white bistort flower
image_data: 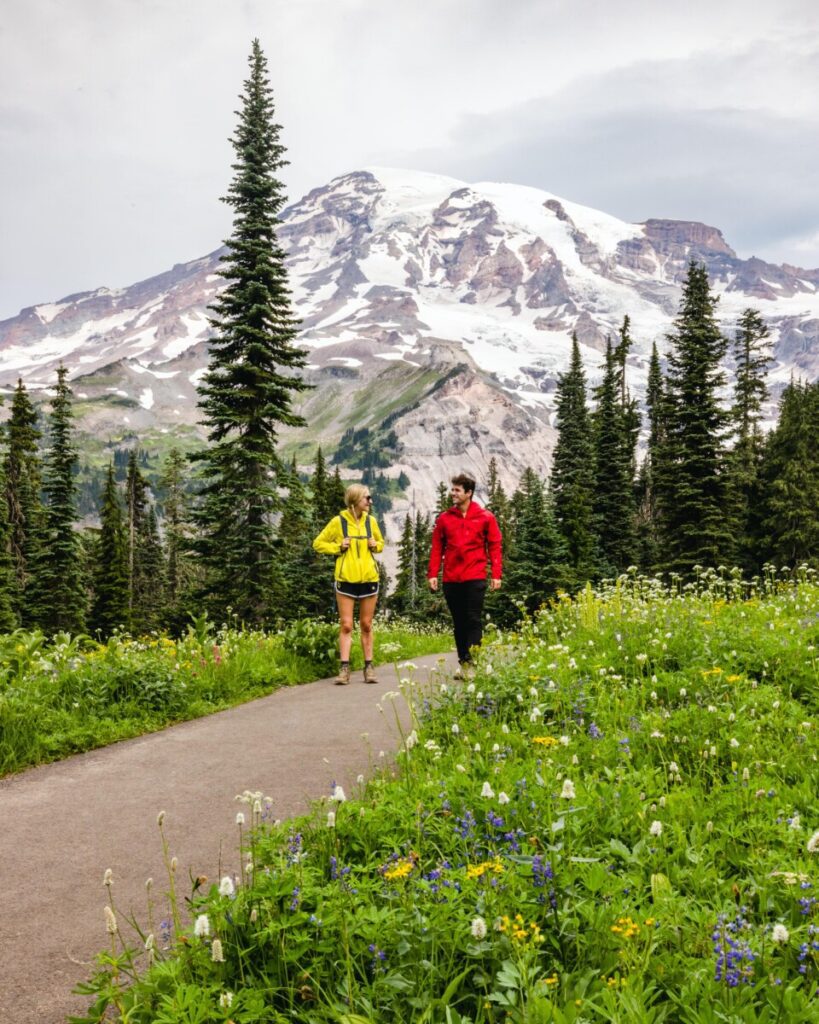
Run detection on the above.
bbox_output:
[807,830,819,854]
[560,779,576,800]
[471,916,488,939]
[649,820,663,837]
[331,784,347,802]
[211,938,225,962]
[194,914,210,938]
[219,992,234,1009]
[498,791,510,805]
[326,811,336,829]
[219,876,235,897]
[771,923,790,944]
[481,782,495,799]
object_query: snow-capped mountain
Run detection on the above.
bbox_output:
[1,167,818,517]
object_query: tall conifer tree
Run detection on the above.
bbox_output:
[193,40,309,624]
[91,464,128,636]
[551,334,596,586]
[0,456,19,631]
[504,468,567,619]
[656,262,731,573]
[4,379,46,625]
[727,308,771,572]
[592,339,637,575]
[159,448,194,614]
[635,342,665,571]
[759,380,819,566]
[39,366,86,634]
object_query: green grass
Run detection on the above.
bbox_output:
[0,617,451,777]
[75,568,819,1023]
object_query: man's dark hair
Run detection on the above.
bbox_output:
[451,473,476,496]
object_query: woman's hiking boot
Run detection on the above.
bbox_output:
[363,664,378,684]
[335,664,351,685]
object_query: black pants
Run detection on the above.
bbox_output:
[443,580,487,663]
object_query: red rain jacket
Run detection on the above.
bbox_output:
[427,501,503,584]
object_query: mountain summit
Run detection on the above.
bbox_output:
[1,167,817,517]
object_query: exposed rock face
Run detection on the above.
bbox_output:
[1,166,818,544]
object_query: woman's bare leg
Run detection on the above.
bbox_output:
[336,592,355,661]
[358,594,378,661]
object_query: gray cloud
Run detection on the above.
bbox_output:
[2,1,818,316]
[393,44,819,268]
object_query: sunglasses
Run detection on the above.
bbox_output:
[364,495,373,501]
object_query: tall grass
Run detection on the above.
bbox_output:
[0,616,451,777]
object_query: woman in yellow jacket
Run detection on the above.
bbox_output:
[313,483,384,685]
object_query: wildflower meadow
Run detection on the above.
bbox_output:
[77,568,819,1023]
[0,615,449,777]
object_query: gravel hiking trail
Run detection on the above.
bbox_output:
[0,651,455,1023]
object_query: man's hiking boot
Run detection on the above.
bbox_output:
[335,665,351,685]
[363,664,378,684]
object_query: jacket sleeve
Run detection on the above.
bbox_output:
[487,512,503,579]
[427,515,445,578]
[370,515,385,554]
[313,517,342,556]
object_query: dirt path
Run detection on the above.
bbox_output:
[0,652,455,1023]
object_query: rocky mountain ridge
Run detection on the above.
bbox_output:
[1,167,817,537]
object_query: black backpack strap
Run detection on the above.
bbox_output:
[339,514,348,538]
[365,514,372,541]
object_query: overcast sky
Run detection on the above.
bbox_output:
[2,0,818,320]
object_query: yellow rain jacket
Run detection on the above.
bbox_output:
[313,510,384,583]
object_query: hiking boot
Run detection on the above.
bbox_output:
[335,664,351,685]
[363,664,378,684]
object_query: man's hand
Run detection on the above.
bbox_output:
[428,577,438,592]
[490,578,502,591]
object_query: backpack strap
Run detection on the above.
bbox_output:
[339,514,348,538]
[364,514,372,541]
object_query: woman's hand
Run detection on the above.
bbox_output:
[368,538,378,550]
[341,538,351,551]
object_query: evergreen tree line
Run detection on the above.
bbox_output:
[0,378,362,636]
[390,263,819,624]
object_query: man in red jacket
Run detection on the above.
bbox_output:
[428,473,502,670]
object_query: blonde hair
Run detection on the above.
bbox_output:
[345,483,368,509]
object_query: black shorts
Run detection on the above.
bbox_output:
[335,581,379,600]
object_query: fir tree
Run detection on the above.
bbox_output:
[38,366,86,634]
[159,448,194,612]
[276,460,332,619]
[391,514,416,615]
[0,456,19,631]
[193,40,309,624]
[759,380,819,567]
[591,339,637,575]
[551,334,597,586]
[656,262,732,573]
[635,343,665,571]
[125,450,148,626]
[486,456,512,552]
[326,467,347,516]
[310,447,336,525]
[4,379,46,625]
[727,308,772,573]
[91,464,129,636]
[436,481,450,514]
[504,468,567,620]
